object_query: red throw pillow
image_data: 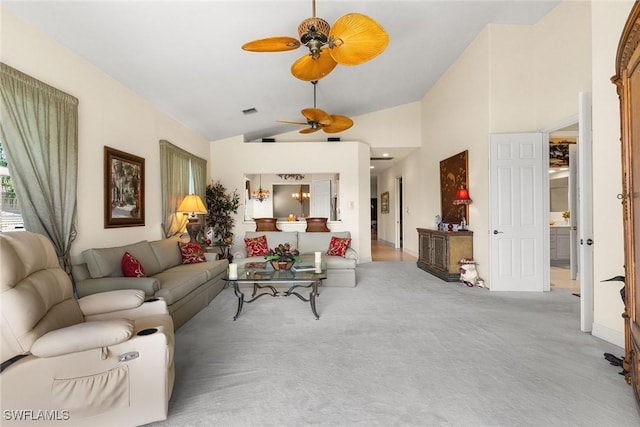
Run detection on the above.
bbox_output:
[327,236,352,257]
[179,242,206,264]
[244,235,269,257]
[121,252,146,277]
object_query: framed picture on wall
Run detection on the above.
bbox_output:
[104,146,145,228]
[439,150,469,224]
[381,191,390,214]
[549,137,576,168]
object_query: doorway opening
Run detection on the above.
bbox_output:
[395,176,403,249]
[548,126,580,294]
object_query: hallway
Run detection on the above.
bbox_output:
[371,238,417,262]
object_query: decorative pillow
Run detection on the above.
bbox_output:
[327,236,352,257]
[121,252,146,277]
[178,242,206,264]
[244,235,269,257]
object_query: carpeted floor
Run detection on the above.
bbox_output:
[149,262,639,427]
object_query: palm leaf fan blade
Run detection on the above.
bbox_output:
[328,13,389,66]
[300,127,321,134]
[302,108,332,125]
[242,37,301,52]
[277,120,309,125]
[291,49,338,81]
[323,115,353,133]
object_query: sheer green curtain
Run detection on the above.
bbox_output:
[0,62,78,273]
[159,140,206,238]
[191,155,207,225]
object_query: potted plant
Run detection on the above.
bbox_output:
[265,243,300,270]
[205,180,240,246]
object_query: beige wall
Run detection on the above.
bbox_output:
[208,136,372,262]
[0,8,211,263]
[375,0,633,346]
[590,0,634,345]
[2,1,635,346]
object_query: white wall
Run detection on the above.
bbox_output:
[0,8,211,263]
[208,136,372,262]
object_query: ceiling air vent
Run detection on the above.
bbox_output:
[370,157,394,161]
[262,138,275,143]
[242,107,258,115]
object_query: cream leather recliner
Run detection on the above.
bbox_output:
[1,231,175,426]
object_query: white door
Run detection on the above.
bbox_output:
[490,132,547,291]
[311,179,331,218]
[569,144,579,280]
[578,92,594,332]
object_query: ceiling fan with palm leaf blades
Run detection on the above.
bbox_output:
[242,0,389,81]
[278,81,353,134]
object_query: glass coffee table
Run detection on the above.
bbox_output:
[223,262,326,320]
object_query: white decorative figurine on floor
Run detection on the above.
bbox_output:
[458,258,479,287]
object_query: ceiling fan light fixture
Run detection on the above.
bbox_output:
[298,17,330,45]
[241,1,388,82]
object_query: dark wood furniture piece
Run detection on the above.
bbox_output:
[416,228,473,282]
[612,0,640,408]
[305,217,330,232]
[254,218,280,232]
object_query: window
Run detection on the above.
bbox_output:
[0,141,24,231]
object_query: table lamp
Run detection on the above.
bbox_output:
[177,194,207,243]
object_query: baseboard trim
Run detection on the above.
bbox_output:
[591,322,624,349]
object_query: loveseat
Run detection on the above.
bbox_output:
[72,236,228,329]
[232,231,358,287]
[1,231,175,426]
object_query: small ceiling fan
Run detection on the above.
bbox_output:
[278,81,353,134]
[242,0,389,81]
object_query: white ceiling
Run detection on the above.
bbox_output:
[3,0,560,168]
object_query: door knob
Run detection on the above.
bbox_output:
[586,238,593,246]
[493,230,503,235]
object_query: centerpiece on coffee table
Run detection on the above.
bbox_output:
[265,243,300,270]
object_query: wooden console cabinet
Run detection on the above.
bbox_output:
[417,228,473,281]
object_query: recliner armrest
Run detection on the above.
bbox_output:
[31,319,134,358]
[79,289,146,316]
[75,277,160,298]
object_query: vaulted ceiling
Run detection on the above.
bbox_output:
[3,0,559,167]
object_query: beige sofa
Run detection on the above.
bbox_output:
[1,231,175,426]
[232,231,358,287]
[72,236,228,329]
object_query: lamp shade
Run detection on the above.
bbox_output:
[177,194,207,214]
[453,187,472,205]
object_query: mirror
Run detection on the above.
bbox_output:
[244,173,339,221]
[273,184,310,218]
[550,175,568,212]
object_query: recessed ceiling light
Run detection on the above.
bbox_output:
[383,153,389,157]
[370,165,375,169]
